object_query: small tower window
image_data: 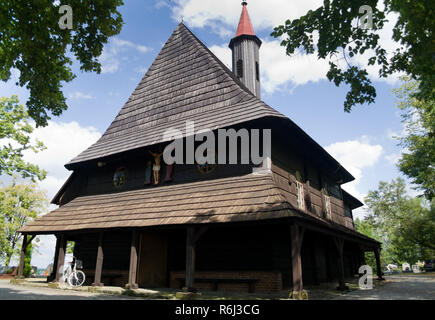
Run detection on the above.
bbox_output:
[255,62,260,81]
[237,59,243,78]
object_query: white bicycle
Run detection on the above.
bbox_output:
[63,257,86,287]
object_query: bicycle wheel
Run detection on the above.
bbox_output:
[68,271,86,287]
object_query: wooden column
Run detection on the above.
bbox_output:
[374,247,385,280]
[126,230,139,289]
[48,235,61,282]
[334,237,348,291]
[55,234,67,282]
[184,226,207,293]
[185,227,196,292]
[290,223,305,295]
[92,232,104,287]
[17,235,28,279]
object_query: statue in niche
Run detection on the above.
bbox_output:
[164,164,173,182]
[148,150,164,185]
[144,160,152,185]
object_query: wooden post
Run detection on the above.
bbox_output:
[290,223,305,296]
[92,232,104,287]
[48,235,61,282]
[55,234,67,282]
[334,237,348,291]
[126,230,139,289]
[17,235,28,279]
[183,226,208,293]
[185,227,196,292]
[374,247,385,280]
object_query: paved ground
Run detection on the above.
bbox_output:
[0,280,140,300]
[1,274,434,300]
[334,274,435,300]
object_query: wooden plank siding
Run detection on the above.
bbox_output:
[271,164,355,231]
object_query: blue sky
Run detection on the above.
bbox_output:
[0,0,415,268]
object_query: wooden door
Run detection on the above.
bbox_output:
[137,231,168,288]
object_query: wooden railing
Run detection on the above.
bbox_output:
[271,165,355,230]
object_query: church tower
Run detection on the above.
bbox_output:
[229,1,262,99]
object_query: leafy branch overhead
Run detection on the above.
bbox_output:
[271,0,434,111]
[0,0,124,127]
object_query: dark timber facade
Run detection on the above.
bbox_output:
[19,4,382,296]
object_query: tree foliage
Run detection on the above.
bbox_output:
[0,182,48,268]
[0,95,46,181]
[360,178,435,265]
[271,0,434,111]
[393,78,435,200]
[0,0,124,126]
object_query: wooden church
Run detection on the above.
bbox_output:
[19,2,382,295]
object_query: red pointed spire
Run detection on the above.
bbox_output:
[235,2,256,37]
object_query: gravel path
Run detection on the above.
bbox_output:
[0,280,140,300]
[334,274,435,300]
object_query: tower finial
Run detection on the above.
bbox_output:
[242,1,247,6]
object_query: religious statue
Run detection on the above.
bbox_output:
[148,150,164,185]
[165,164,173,182]
[144,160,152,185]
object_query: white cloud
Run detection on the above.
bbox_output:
[68,91,94,100]
[100,38,151,74]
[325,138,383,219]
[171,0,323,36]
[2,121,101,268]
[173,0,403,91]
[385,153,401,165]
[18,121,101,268]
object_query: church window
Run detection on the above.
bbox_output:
[255,62,260,81]
[237,59,243,78]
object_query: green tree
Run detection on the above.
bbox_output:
[271,0,434,111]
[362,178,435,265]
[0,96,46,181]
[0,1,124,127]
[0,182,48,269]
[393,78,435,200]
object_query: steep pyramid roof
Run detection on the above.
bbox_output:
[235,2,256,37]
[67,23,284,168]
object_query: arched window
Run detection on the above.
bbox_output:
[237,59,243,79]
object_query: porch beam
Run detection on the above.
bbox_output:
[55,234,67,282]
[17,235,28,279]
[374,247,385,280]
[184,227,196,292]
[48,235,61,282]
[92,232,104,287]
[290,223,305,296]
[334,237,349,291]
[126,230,139,289]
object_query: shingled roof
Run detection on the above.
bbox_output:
[19,172,378,245]
[66,23,284,168]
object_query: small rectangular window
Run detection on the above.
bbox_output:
[255,62,260,81]
[237,59,243,78]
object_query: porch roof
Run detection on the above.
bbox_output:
[19,173,380,247]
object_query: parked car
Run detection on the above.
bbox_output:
[423,260,435,272]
